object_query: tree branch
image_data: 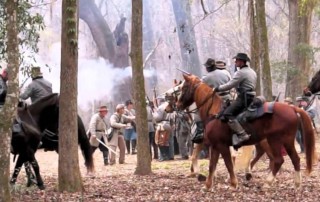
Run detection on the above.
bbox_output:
[143,38,162,68]
[192,0,232,30]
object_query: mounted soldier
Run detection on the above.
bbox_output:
[215,53,257,146]
[20,66,53,103]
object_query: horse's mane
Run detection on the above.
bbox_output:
[28,93,59,115]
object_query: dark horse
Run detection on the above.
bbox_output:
[304,69,320,95]
[177,74,315,190]
[10,93,94,189]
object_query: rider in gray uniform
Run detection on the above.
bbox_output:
[192,59,232,143]
[215,53,257,146]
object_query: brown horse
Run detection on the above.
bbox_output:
[176,74,315,190]
[165,82,273,180]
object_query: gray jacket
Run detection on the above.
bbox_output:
[20,77,53,103]
[202,69,232,100]
[218,66,257,96]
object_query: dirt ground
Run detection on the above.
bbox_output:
[10,138,320,202]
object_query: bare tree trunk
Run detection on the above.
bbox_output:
[131,0,152,175]
[59,0,83,192]
[286,0,315,99]
[249,0,261,95]
[79,0,115,61]
[257,0,272,100]
[143,0,158,93]
[249,0,272,100]
[0,1,19,201]
[171,0,201,76]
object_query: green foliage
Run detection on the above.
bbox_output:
[271,60,290,83]
[0,0,44,73]
[295,43,320,65]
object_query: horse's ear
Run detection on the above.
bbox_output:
[182,74,191,81]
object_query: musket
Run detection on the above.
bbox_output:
[176,68,191,75]
[96,138,118,156]
[153,86,159,108]
[274,92,281,102]
[146,96,154,113]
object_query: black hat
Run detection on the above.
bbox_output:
[233,53,250,62]
[125,99,133,106]
[203,58,216,67]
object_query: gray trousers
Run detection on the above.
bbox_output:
[109,135,126,164]
[176,131,190,157]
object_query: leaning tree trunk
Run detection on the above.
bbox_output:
[131,0,152,175]
[59,0,83,192]
[0,1,20,201]
[79,0,115,62]
[286,0,315,99]
[171,0,201,76]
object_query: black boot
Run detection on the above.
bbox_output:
[131,140,137,154]
[153,144,159,159]
[228,119,250,146]
[125,140,131,154]
[191,121,204,144]
[102,150,109,166]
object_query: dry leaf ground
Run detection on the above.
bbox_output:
[10,135,320,202]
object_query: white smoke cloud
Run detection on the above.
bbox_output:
[20,42,156,109]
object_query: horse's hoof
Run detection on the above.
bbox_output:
[38,184,45,190]
[187,173,197,178]
[245,173,252,181]
[201,186,210,192]
[197,174,207,182]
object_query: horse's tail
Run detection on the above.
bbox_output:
[295,107,315,174]
[78,116,94,172]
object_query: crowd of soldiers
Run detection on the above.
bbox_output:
[6,52,314,166]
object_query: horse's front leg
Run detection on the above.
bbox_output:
[220,145,238,188]
[202,147,219,192]
[189,143,203,177]
[29,154,45,190]
[24,162,36,187]
[10,155,25,185]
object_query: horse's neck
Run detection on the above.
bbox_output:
[194,84,221,121]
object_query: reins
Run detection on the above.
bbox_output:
[186,82,216,115]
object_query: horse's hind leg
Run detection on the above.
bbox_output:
[283,141,301,187]
[10,155,25,185]
[220,145,238,188]
[202,147,219,192]
[265,140,284,186]
[189,143,203,177]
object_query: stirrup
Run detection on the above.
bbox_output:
[232,133,250,146]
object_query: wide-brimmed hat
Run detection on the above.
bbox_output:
[284,97,293,104]
[215,60,226,68]
[98,105,108,112]
[233,53,250,62]
[203,58,216,67]
[31,66,43,78]
[116,104,125,110]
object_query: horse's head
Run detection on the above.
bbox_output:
[305,70,320,96]
[176,74,201,110]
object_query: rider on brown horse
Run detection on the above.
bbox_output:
[215,53,257,146]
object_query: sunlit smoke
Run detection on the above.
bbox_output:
[20,42,156,110]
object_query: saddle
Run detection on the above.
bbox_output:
[237,96,275,124]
